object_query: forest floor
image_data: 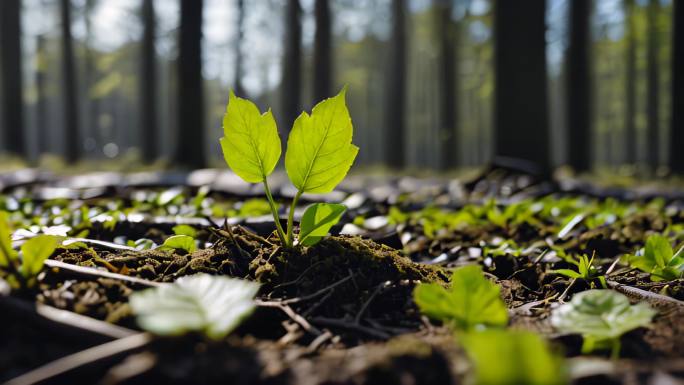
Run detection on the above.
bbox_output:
[1,162,684,385]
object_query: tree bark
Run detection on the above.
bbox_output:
[233,0,245,96]
[60,0,79,164]
[671,0,684,173]
[174,0,205,169]
[566,0,591,172]
[313,0,332,102]
[434,0,458,170]
[0,0,26,158]
[35,35,47,158]
[625,0,637,165]
[282,0,302,134]
[646,0,660,170]
[384,0,407,169]
[140,0,158,163]
[493,0,549,170]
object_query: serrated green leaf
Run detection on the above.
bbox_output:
[551,290,656,352]
[285,88,358,194]
[413,265,508,331]
[0,211,17,267]
[159,235,196,253]
[130,274,260,339]
[221,91,281,183]
[20,235,58,278]
[298,203,346,246]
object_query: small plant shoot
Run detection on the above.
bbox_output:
[551,252,607,289]
[551,289,656,359]
[413,265,508,331]
[623,234,684,281]
[221,88,358,247]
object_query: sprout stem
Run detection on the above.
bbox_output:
[286,190,303,246]
[262,178,287,246]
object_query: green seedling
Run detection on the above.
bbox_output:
[413,265,508,331]
[551,289,656,359]
[130,274,260,339]
[623,234,684,281]
[158,234,196,253]
[551,252,607,289]
[0,211,59,289]
[220,88,357,247]
[172,224,197,238]
[461,330,567,385]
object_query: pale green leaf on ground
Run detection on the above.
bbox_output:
[298,203,346,246]
[413,265,508,331]
[20,235,58,278]
[130,274,260,339]
[0,211,17,267]
[159,235,196,253]
[285,87,358,194]
[221,90,281,183]
[172,224,197,238]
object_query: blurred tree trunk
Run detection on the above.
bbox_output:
[233,0,245,96]
[282,0,301,134]
[385,0,407,169]
[566,0,591,172]
[175,0,205,168]
[84,0,99,157]
[434,0,458,170]
[140,0,158,163]
[646,0,660,170]
[671,0,684,173]
[493,0,549,170]
[0,0,26,158]
[35,35,47,157]
[60,0,79,164]
[625,0,637,165]
[313,0,332,102]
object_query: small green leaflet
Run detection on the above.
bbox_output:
[0,211,17,267]
[285,87,359,194]
[413,265,508,331]
[172,224,197,238]
[20,235,58,278]
[551,290,656,355]
[159,235,196,253]
[221,90,281,183]
[298,203,346,246]
[130,274,260,339]
[624,234,684,281]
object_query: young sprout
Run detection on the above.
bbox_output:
[220,88,358,247]
[551,252,607,289]
[623,234,684,281]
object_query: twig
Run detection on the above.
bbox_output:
[606,279,684,310]
[44,260,161,288]
[222,219,250,259]
[309,316,391,339]
[279,274,354,305]
[354,281,389,324]
[558,278,577,302]
[256,300,322,335]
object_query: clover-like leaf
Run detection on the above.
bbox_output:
[462,330,567,385]
[551,289,656,354]
[159,235,196,253]
[20,235,58,279]
[414,265,508,331]
[221,90,281,183]
[129,274,260,339]
[0,211,17,268]
[298,203,346,246]
[285,87,359,194]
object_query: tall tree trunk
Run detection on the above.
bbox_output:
[566,0,591,172]
[233,0,245,96]
[646,0,660,170]
[434,0,458,170]
[493,0,549,170]
[282,0,301,133]
[671,0,684,173]
[35,35,47,158]
[313,0,332,102]
[625,0,637,165]
[140,0,158,163]
[0,0,26,158]
[175,0,205,168]
[385,0,407,169]
[60,0,79,164]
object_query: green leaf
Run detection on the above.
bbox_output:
[0,211,17,267]
[298,203,346,246]
[645,235,672,268]
[461,330,567,385]
[625,234,684,281]
[221,91,281,183]
[551,290,656,352]
[172,224,197,238]
[413,265,508,331]
[551,269,582,279]
[20,235,59,279]
[285,87,358,194]
[159,235,196,253]
[129,274,260,339]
